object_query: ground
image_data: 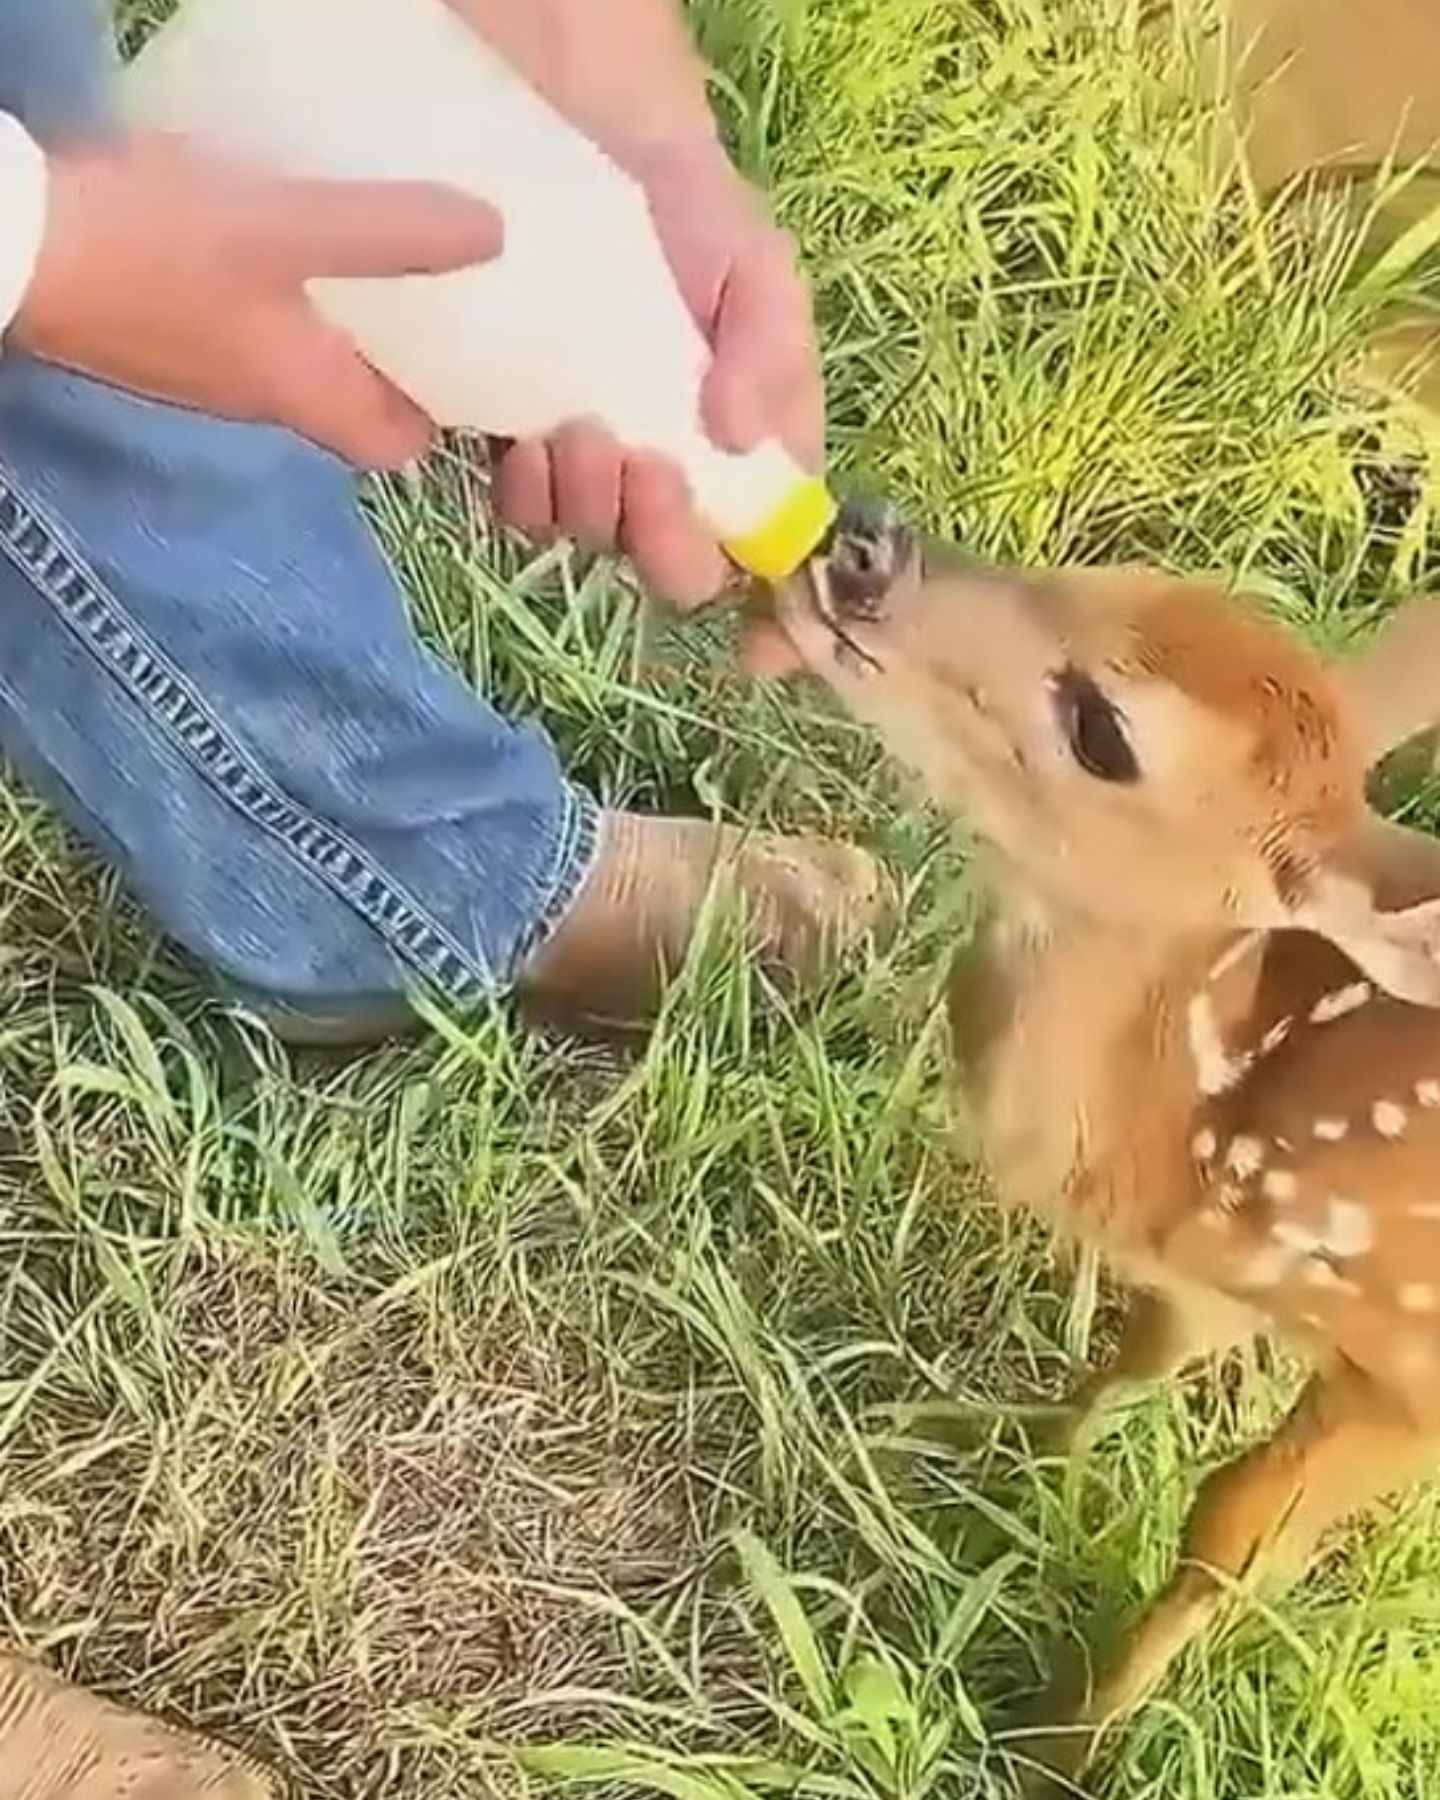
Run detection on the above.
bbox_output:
[6,1,1440,1796]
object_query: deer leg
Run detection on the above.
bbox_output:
[1041,1288,1256,1457]
[1029,1361,1436,1787]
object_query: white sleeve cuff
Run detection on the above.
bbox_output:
[0,113,48,349]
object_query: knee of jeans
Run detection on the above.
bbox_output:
[0,708,413,999]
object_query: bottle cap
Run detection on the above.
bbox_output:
[723,477,837,583]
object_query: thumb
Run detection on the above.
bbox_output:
[701,229,823,466]
[280,176,504,280]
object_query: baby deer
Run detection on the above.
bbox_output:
[752,509,1440,1783]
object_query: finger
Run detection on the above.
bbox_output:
[493,439,556,541]
[283,177,504,279]
[268,316,435,468]
[701,228,824,466]
[620,453,727,607]
[550,420,625,550]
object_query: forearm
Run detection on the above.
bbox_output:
[440,0,717,162]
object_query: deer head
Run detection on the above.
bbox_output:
[755,506,1440,1003]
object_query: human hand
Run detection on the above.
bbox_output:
[492,138,824,605]
[14,132,502,468]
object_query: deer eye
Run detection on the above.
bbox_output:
[1051,667,1140,784]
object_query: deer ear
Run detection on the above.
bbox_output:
[1286,871,1440,1007]
[1325,898,1440,1006]
[1335,597,1440,766]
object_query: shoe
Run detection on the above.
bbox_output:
[517,809,892,1029]
[0,1653,274,1800]
[245,811,891,1046]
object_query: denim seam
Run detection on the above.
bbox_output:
[0,463,501,1005]
[518,779,600,967]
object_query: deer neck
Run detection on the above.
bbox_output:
[953,869,1244,1247]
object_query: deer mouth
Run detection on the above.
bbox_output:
[741,493,921,680]
[739,562,889,682]
[800,555,889,671]
[740,500,918,683]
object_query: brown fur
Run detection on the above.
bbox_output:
[1194,0,1440,410]
[1209,0,1440,193]
[770,556,1440,1784]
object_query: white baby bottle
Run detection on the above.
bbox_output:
[122,0,836,581]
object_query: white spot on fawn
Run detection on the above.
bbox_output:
[1191,1127,1217,1163]
[1274,1198,1372,1260]
[1313,1116,1349,1142]
[1417,1080,1440,1109]
[1323,1197,1374,1257]
[1226,1136,1264,1178]
[1262,1168,1299,1203]
[1260,1018,1293,1056]
[1187,935,1264,1096]
[1373,1100,1408,1140]
[1187,992,1248,1097]
[1310,982,1372,1024]
[1400,1283,1439,1315]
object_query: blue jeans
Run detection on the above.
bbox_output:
[0,0,598,1029]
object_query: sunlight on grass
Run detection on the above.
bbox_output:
[5,2,1440,1797]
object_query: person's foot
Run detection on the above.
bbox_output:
[517,810,892,1029]
[0,1652,273,1799]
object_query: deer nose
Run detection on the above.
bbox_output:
[824,495,915,620]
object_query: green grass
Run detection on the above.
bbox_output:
[9,1,1440,1795]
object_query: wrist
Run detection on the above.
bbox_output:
[441,0,718,161]
[616,131,730,186]
[618,132,761,225]
[0,114,49,347]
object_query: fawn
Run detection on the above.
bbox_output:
[750,505,1440,1782]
